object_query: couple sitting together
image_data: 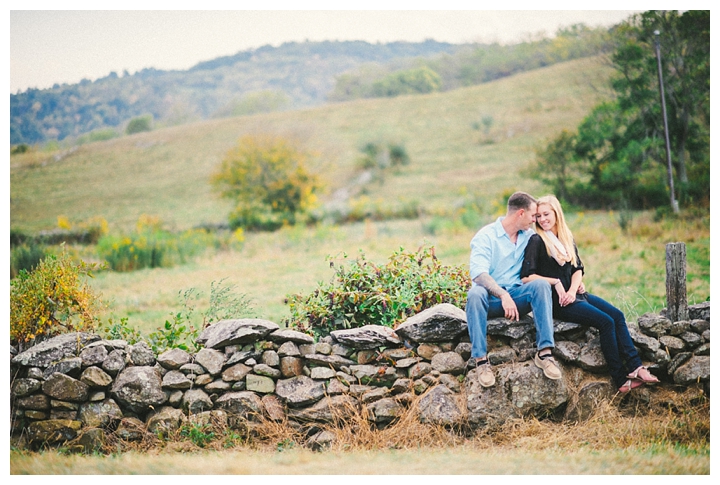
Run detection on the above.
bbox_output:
[466,191,659,393]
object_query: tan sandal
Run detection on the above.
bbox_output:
[619,379,644,394]
[627,366,659,385]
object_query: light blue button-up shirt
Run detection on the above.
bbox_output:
[469,216,535,289]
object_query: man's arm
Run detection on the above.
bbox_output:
[473,272,519,321]
[473,273,508,299]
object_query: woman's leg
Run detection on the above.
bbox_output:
[554,299,627,388]
[583,294,643,374]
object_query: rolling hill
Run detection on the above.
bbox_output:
[10,56,614,234]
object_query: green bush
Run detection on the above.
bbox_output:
[284,245,470,338]
[10,243,48,278]
[125,115,153,135]
[96,222,212,272]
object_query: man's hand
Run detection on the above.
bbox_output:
[500,293,520,321]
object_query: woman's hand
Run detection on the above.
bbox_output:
[559,288,577,307]
[577,282,586,294]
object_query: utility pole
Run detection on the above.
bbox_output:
[654,30,679,213]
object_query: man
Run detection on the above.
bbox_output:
[466,191,561,387]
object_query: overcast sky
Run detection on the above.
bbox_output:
[8,5,650,94]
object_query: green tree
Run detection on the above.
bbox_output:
[533,10,709,210]
[211,135,323,231]
[125,114,153,135]
[371,66,442,97]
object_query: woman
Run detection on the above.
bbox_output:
[520,195,659,393]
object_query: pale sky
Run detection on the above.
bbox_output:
[8,4,650,94]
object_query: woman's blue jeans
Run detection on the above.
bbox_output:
[554,293,642,388]
[465,279,555,359]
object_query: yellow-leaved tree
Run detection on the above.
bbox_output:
[211,134,323,231]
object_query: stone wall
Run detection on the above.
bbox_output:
[10,301,710,450]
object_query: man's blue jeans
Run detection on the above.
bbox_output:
[553,293,642,388]
[465,279,554,359]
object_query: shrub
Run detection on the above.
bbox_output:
[96,216,212,271]
[10,250,105,347]
[125,115,153,135]
[284,245,470,338]
[211,135,323,231]
[10,243,48,279]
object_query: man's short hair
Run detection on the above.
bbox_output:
[507,191,537,213]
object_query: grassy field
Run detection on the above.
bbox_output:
[9,56,709,334]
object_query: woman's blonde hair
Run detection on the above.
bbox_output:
[534,195,577,266]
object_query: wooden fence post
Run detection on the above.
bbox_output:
[665,242,688,322]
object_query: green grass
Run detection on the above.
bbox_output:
[10,57,612,233]
[10,56,709,335]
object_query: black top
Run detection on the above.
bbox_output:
[521,234,585,304]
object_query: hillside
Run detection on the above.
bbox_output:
[10,40,465,145]
[10,25,612,146]
[10,56,614,234]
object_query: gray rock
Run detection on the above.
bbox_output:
[110,366,167,414]
[637,313,673,338]
[268,328,315,345]
[488,316,535,340]
[368,397,403,423]
[673,356,710,385]
[314,342,333,355]
[146,406,186,435]
[246,374,276,394]
[277,341,301,357]
[196,319,280,349]
[307,430,336,451]
[157,348,192,370]
[395,303,467,342]
[12,333,101,368]
[391,378,412,395]
[311,367,336,380]
[16,394,50,410]
[205,379,232,392]
[659,335,686,355]
[564,381,615,422]
[431,352,465,375]
[182,389,213,415]
[678,331,703,349]
[416,343,442,360]
[42,372,89,402]
[195,348,226,376]
[331,324,401,349]
[167,390,183,407]
[222,363,252,382]
[254,363,282,379]
[628,322,661,353]
[554,341,581,363]
[261,350,280,367]
[12,378,42,398]
[215,391,264,419]
[395,357,422,368]
[408,362,433,380]
[417,384,463,426]
[188,409,228,428]
[694,343,710,356]
[179,363,206,375]
[129,341,155,366]
[80,345,108,368]
[80,366,113,388]
[115,417,146,441]
[689,319,710,334]
[101,349,127,377]
[74,428,106,454]
[667,353,693,376]
[576,340,607,372]
[27,419,82,445]
[331,343,354,358]
[299,343,316,356]
[194,374,213,386]
[27,367,44,379]
[43,357,83,379]
[261,394,285,422]
[226,349,262,366]
[287,394,358,423]
[488,346,517,365]
[78,399,123,428]
[280,356,304,378]
[688,302,710,321]
[162,370,193,390]
[349,364,398,386]
[275,376,325,407]
[438,374,462,393]
[303,353,355,368]
[326,378,349,395]
[88,391,106,402]
[361,386,391,403]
